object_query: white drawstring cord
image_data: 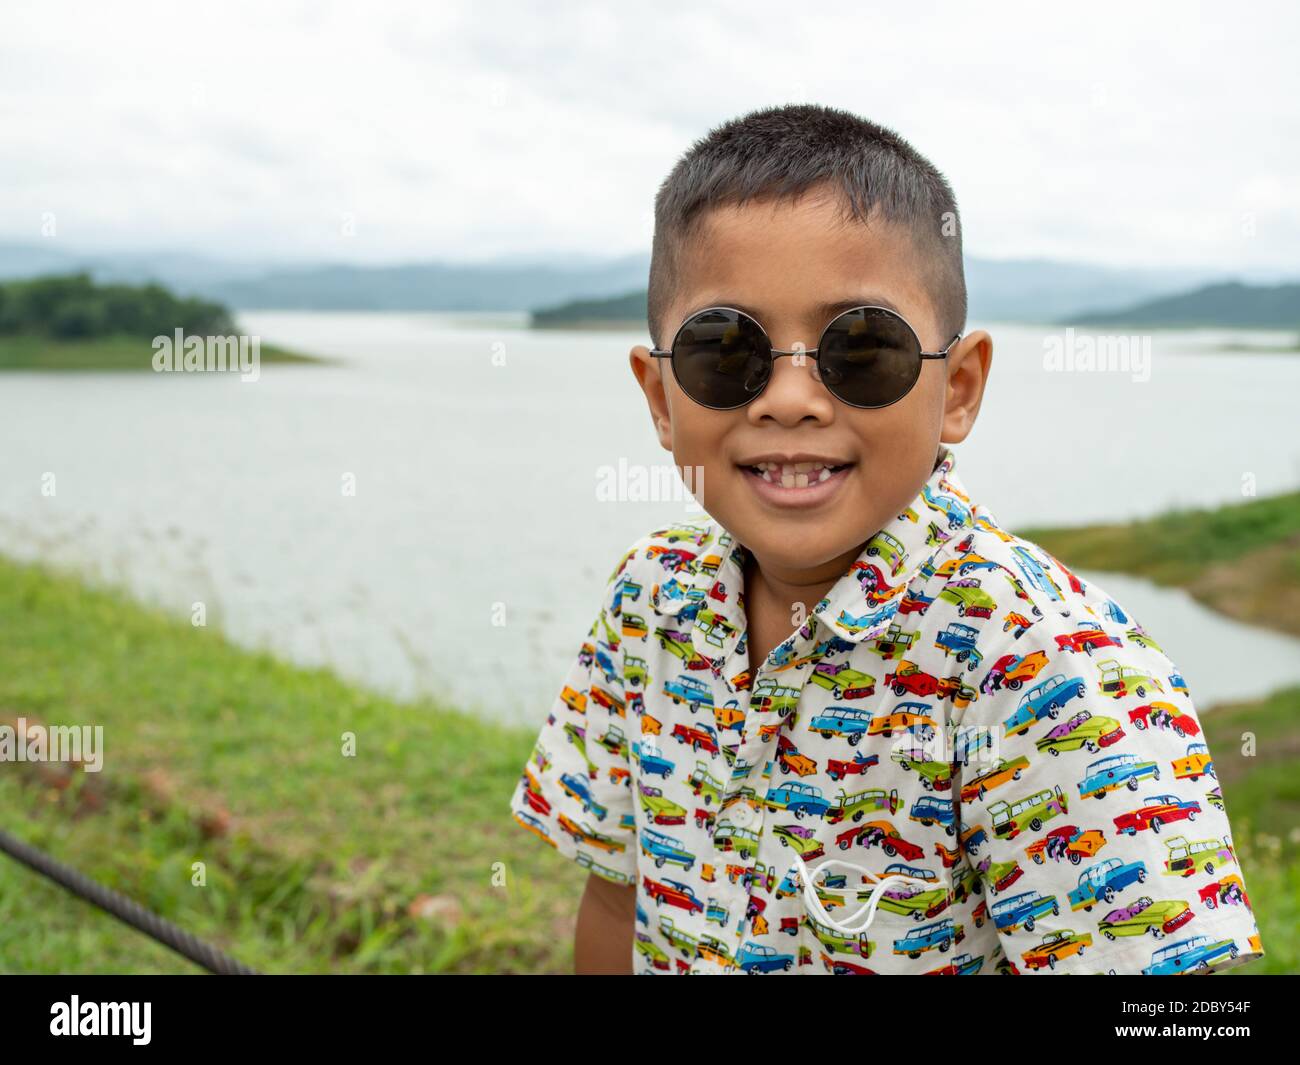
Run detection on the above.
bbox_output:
[788,853,945,935]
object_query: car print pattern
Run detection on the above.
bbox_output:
[508,446,1265,974]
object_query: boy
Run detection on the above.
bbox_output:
[507,104,1266,975]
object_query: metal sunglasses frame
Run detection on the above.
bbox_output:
[649,303,963,410]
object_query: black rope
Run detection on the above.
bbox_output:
[0,828,258,975]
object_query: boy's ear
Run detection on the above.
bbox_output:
[939,330,993,445]
[629,344,674,451]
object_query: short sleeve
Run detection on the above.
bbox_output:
[507,550,638,887]
[952,580,1265,974]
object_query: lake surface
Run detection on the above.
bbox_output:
[1,313,1298,724]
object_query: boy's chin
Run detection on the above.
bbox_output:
[728,507,872,572]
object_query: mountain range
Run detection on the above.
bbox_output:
[1072,281,1300,328]
[0,242,1293,327]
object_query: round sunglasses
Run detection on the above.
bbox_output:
[650,305,961,410]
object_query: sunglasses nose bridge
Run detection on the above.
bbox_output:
[771,345,821,379]
[769,347,823,384]
[760,348,828,402]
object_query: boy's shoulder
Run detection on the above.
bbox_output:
[935,505,1178,692]
[930,504,1116,626]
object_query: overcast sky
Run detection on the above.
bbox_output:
[3,0,1297,273]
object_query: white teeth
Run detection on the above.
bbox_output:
[749,460,846,487]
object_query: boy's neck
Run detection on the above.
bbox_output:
[742,541,858,630]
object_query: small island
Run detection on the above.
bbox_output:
[0,273,324,371]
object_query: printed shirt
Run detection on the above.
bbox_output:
[507,445,1266,974]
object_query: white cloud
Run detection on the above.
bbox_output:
[1,0,1296,271]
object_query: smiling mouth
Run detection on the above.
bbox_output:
[740,460,854,488]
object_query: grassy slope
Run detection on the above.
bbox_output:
[3,487,1297,973]
[0,335,324,370]
[1193,686,1300,975]
[1021,490,1300,636]
[0,556,579,973]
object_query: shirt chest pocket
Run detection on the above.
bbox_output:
[792,856,963,975]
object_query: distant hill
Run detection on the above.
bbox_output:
[0,243,272,291]
[532,289,646,329]
[526,259,1264,330]
[1071,281,1300,328]
[963,258,1219,323]
[0,243,649,313]
[203,256,650,312]
[1,242,1291,323]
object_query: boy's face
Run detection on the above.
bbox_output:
[630,186,991,581]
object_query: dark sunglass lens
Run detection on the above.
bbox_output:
[671,309,770,408]
[818,308,922,407]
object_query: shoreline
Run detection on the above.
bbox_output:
[1020,489,1300,637]
[0,335,329,371]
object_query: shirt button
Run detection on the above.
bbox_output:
[730,803,755,828]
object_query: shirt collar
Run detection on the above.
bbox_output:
[648,524,749,671]
[648,445,976,657]
[811,444,975,643]
[650,527,746,619]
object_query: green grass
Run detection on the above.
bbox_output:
[0,857,197,974]
[1197,686,1300,975]
[0,335,325,370]
[1021,489,1300,635]
[1020,489,1300,575]
[0,555,584,973]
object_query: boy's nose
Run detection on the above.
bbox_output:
[746,347,832,421]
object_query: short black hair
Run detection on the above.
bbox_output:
[647,103,966,350]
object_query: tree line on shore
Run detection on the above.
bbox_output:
[0,273,235,340]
